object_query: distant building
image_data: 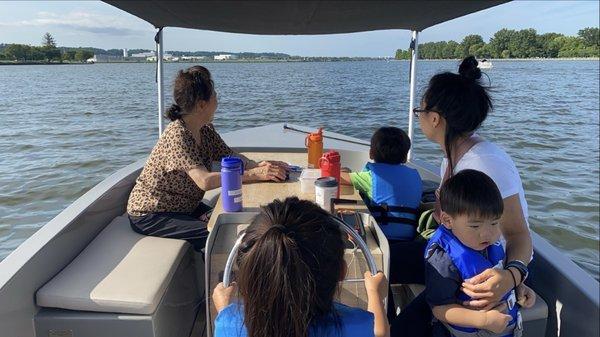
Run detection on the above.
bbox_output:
[181,55,207,61]
[214,54,236,60]
[93,54,124,63]
[146,54,177,62]
[123,48,128,57]
[131,51,155,58]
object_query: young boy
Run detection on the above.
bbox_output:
[426,169,535,337]
[341,127,422,241]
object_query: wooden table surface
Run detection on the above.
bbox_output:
[207,151,367,231]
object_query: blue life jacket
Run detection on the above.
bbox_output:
[426,226,521,337]
[214,302,374,337]
[365,162,422,241]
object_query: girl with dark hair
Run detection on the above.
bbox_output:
[391,57,534,336]
[127,65,288,251]
[212,197,390,337]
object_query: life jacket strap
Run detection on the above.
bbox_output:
[369,203,418,226]
[373,215,418,226]
[368,204,418,214]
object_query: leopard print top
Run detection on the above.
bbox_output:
[127,120,234,216]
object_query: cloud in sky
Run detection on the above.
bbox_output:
[0,1,597,56]
[0,10,150,36]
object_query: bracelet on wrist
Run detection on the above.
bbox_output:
[505,260,528,285]
[506,267,518,289]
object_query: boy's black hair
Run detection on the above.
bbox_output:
[440,169,503,219]
[370,127,411,164]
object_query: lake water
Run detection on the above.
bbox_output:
[0,60,598,280]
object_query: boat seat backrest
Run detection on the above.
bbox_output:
[36,215,189,315]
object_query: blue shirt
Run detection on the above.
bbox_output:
[214,302,374,337]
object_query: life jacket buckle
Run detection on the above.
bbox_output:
[507,291,516,310]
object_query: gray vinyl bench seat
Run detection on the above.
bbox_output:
[406,283,548,336]
[34,215,201,337]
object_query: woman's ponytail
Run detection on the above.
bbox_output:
[165,104,182,121]
[422,56,492,174]
[167,66,215,121]
[458,55,482,82]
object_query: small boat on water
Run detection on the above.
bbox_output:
[0,2,597,337]
[478,59,493,69]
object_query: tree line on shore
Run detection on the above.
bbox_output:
[0,33,97,63]
[395,27,599,60]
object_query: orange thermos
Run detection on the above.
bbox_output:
[319,150,341,197]
[305,128,324,168]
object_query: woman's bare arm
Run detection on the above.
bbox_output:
[500,194,532,263]
[187,166,221,191]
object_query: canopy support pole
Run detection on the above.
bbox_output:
[407,30,419,161]
[155,28,165,136]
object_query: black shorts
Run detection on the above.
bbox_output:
[128,203,212,251]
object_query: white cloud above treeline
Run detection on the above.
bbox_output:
[0,11,151,36]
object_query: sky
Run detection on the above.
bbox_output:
[0,1,598,57]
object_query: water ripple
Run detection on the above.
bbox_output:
[0,60,598,280]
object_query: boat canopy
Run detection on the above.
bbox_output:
[104,0,507,34]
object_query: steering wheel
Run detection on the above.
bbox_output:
[222,215,378,287]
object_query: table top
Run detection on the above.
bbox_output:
[207,152,366,231]
[205,152,386,311]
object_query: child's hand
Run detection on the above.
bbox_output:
[483,303,511,333]
[212,282,236,313]
[364,271,387,300]
[341,167,352,173]
[516,284,536,308]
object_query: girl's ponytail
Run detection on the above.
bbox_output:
[239,225,314,337]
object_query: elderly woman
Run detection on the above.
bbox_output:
[127,65,287,251]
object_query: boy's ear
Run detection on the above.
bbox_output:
[369,148,374,160]
[440,211,453,229]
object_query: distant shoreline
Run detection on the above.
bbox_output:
[0,58,381,65]
[407,57,600,61]
[1,57,598,66]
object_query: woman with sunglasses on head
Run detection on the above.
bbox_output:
[390,56,534,336]
[126,65,288,251]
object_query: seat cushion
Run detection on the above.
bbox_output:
[36,216,189,315]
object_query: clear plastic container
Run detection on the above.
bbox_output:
[299,169,321,193]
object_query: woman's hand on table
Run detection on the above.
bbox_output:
[245,161,287,182]
[259,160,290,170]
